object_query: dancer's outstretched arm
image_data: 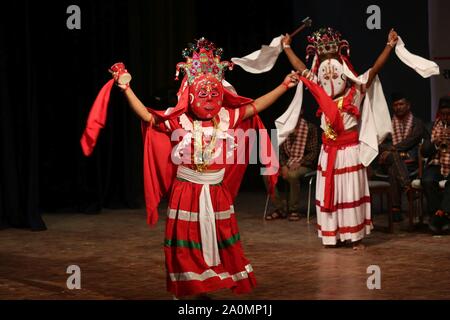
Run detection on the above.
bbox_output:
[120,86,155,124]
[242,72,299,120]
[281,33,308,73]
[367,28,398,88]
[110,64,155,124]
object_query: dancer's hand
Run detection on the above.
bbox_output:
[116,83,129,91]
[282,71,300,89]
[109,62,132,91]
[281,33,292,48]
[387,28,399,47]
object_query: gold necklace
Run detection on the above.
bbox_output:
[192,118,219,172]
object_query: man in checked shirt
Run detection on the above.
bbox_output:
[377,92,428,222]
[422,95,450,234]
[266,111,320,221]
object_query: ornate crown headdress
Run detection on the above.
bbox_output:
[175,37,233,85]
[306,27,350,61]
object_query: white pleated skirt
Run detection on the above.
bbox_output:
[315,143,373,245]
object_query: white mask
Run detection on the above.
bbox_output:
[318,58,347,98]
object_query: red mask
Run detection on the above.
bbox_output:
[189,75,224,120]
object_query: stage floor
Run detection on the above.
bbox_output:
[1,192,450,300]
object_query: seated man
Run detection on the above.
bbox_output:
[421,95,450,234]
[266,112,320,221]
[378,92,427,221]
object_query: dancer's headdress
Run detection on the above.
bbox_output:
[175,37,233,85]
[305,27,353,75]
[306,27,350,59]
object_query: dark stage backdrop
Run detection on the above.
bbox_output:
[0,0,431,229]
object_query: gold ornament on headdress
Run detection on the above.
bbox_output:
[175,37,233,85]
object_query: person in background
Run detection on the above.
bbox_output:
[378,92,427,222]
[421,95,450,234]
[266,110,320,221]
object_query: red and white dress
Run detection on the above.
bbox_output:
[155,106,257,297]
[315,86,373,245]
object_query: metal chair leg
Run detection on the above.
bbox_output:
[263,194,270,221]
[307,176,314,224]
[387,191,394,233]
[407,190,414,231]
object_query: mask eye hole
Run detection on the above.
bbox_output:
[210,89,219,97]
[198,89,208,98]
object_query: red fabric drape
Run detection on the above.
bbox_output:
[80,79,115,156]
[299,76,344,134]
[321,131,359,211]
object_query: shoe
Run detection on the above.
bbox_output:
[429,222,440,234]
[288,212,301,221]
[429,215,444,235]
[265,209,286,221]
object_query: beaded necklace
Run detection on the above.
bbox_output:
[192,118,219,172]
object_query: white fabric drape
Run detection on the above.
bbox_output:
[231,36,284,74]
[176,166,225,267]
[342,65,392,166]
[274,82,304,146]
[231,35,439,78]
[395,36,440,78]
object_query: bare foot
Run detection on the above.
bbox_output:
[352,241,365,251]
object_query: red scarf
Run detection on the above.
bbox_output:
[80,80,115,156]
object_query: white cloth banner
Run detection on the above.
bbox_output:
[395,36,440,78]
[232,35,439,78]
[231,36,284,74]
